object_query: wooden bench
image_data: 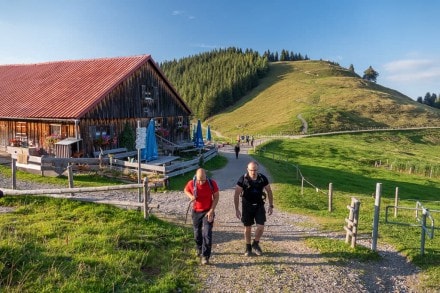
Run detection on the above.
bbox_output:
[93,148,128,158]
[147,156,180,166]
[112,151,138,160]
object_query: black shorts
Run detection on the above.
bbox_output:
[241,201,266,226]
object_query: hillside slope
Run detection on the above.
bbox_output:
[206,61,440,138]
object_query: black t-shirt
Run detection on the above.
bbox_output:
[237,173,269,204]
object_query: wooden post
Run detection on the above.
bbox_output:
[137,120,142,202]
[394,187,399,218]
[11,158,17,190]
[371,183,382,251]
[301,177,304,195]
[67,165,74,196]
[143,177,149,219]
[328,183,333,212]
[344,197,360,248]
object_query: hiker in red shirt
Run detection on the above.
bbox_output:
[184,168,220,265]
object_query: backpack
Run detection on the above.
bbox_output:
[192,176,215,199]
[241,173,266,203]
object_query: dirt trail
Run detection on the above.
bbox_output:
[195,143,421,293]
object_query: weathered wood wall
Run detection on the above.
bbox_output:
[0,59,192,156]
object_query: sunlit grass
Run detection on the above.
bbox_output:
[0,196,197,292]
[252,130,440,291]
[206,61,440,141]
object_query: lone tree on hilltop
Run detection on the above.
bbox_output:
[363,66,379,83]
[348,64,355,73]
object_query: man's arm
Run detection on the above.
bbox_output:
[234,185,243,219]
[184,184,195,201]
[206,190,219,222]
[264,184,274,215]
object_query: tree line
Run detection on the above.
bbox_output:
[160,47,310,120]
[417,92,440,109]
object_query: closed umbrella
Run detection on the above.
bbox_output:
[141,119,158,161]
[206,125,212,141]
[194,119,204,148]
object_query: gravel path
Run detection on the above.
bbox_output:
[0,147,423,292]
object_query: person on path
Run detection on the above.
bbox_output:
[234,161,273,256]
[184,168,220,265]
[234,143,240,159]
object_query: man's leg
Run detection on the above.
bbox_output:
[192,212,204,256]
[244,225,252,256]
[254,224,264,241]
[202,215,214,259]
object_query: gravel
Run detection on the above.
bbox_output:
[0,147,425,292]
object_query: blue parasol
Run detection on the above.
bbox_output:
[206,124,212,141]
[194,119,204,148]
[141,119,158,161]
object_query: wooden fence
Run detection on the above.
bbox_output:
[9,147,218,178]
[344,197,361,248]
[2,179,152,219]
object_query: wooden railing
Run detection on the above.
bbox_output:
[9,147,218,178]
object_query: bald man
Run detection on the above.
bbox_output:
[184,168,220,265]
[234,161,273,257]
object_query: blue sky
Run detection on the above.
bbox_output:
[1,0,439,100]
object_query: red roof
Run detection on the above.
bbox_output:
[0,55,177,119]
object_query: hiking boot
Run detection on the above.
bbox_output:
[244,249,252,257]
[201,256,209,265]
[252,242,263,256]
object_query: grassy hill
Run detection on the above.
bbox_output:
[206,61,440,139]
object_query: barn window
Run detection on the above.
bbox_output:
[155,117,163,130]
[177,116,183,128]
[50,124,61,137]
[15,122,27,144]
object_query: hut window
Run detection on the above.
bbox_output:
[50,124,61,136]
[15,122,27,143]
[155,117,163,130]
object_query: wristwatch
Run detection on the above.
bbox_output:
[269,205,274,208]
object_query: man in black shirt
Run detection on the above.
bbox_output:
[234,161,273,256]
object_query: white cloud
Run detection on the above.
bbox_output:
[384,58,440,82]
[172,10,184,16]
[171,10,195,20]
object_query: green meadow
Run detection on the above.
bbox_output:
[253,129,440,290]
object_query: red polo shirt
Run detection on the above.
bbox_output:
[185,179,219,212]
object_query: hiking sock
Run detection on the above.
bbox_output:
[246,244,252,251]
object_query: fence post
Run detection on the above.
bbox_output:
[11,158,17,190]
[328,183,333,212]
[67,165,75,196]
[371,183,382,251]
[344,197,360,248]
[301,177,304,195]
[143,177,149,219]
[420,208,428,256]
[394,187,399,218]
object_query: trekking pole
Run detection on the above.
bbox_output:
[185,200,194,224]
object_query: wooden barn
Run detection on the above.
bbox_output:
[0,55,193,158]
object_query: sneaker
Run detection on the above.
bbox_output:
[252,242,263,256]
[201,256,209,265]
[244,249,252,257]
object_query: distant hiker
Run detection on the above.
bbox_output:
[250,136,254,147]
[246,135,249,145]
[234,143,240,159]
[184,168,220,265]
[234,161,273,257]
